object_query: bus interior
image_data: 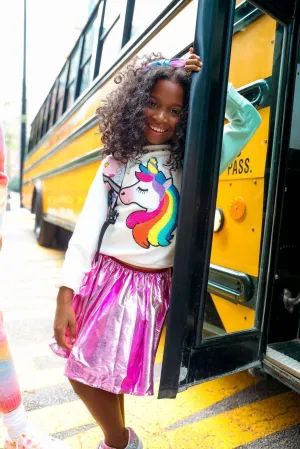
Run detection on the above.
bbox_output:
[264,52,300,387]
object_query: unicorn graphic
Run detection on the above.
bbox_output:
[120,157,180,249]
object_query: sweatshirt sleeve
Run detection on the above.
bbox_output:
[0,121,8,231]
[219,83,262,175]
[59,159,108,293]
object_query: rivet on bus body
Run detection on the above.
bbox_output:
[271,40,275,44]
[229,182,232,186]
[253,180,257,185]
[264,139,268,144]
[251,226,255,232]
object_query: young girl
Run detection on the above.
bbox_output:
[0,121,69,449]
[51,49,261,449]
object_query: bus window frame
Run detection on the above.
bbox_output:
[54,63,69,124]
[76,11,99,98]
[63,42,83,113]
[41,93,51,136]
[94,0,129,79]
[48,80,59,130]
[91,0,106,80]
[36,103,46,142]
[32,119,39,149]
[121,0,135,47]
[97,15,122,78]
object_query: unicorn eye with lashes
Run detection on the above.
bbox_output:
[137,187,148,194]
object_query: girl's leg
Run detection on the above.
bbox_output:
[0,312,27,438]
[69,379,128,449]
[118,394,125,425]
[0,315,22,414]
[0,313,69,448]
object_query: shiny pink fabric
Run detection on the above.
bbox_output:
[50,254,171,396]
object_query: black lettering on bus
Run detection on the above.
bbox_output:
[239,159,244,174]
[232,160,238,174]
[227,158,251,175]
[244,158,250,173]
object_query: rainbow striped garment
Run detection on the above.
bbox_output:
[0,121,8,229]
[0,123,21,414]
[0,313,22,414]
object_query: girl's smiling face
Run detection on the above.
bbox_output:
[144,79,184,145]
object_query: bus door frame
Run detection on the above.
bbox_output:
[158,0,298,399]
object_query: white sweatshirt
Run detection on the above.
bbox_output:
[60,84,262,293]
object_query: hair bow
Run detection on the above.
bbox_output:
[145,58,186,69]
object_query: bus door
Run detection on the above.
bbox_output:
[158,0,297,399]
[262,6,300,387]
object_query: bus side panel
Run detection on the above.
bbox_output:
[42,161,100,227]
[22,182,35,210]
[23,126,100,182]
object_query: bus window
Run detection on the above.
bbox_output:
[48,82,58,130]
[55,64,68,123]
[30,119,38,150]
[28,121,35,152]
[41,93,51,136]
[78,16,98,96]
[201,11,283,338]
[65,45,81,110]
[98,0,124,77]
[130,0,175,39]
[36,104,45,142]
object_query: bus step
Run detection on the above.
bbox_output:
[266,340,300,378]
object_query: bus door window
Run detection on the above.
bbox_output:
[157,2,291,398]
[201,8,284,339]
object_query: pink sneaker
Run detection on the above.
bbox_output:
[98,428,143,449]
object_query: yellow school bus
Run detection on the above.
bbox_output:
[21,0,276,338]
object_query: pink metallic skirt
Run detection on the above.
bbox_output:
[50,254,171,396]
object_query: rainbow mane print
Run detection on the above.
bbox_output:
[120,157,180,249]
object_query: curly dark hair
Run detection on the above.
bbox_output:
[96,53,192,170]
